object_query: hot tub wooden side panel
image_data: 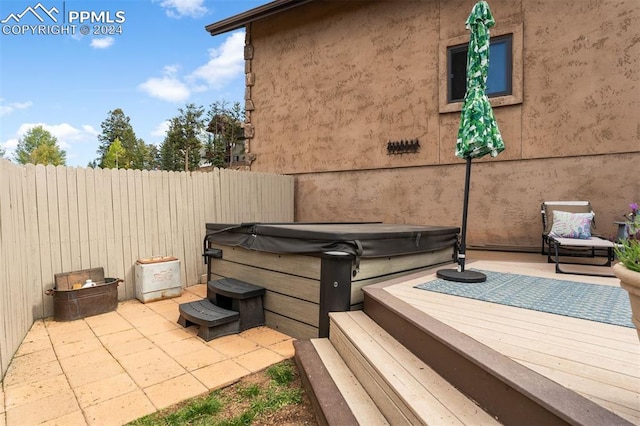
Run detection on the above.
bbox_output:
[355,248,454,280]
[212,259,321,303]
[264,291,319,328]
[212,257,323,338]
[207,244,455,339]
[211,243,322,279]
[265,311,319,339]
[351,248,454,305]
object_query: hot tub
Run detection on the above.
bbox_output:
[204,222,459,338]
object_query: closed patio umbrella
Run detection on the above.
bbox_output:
[438,0,504,283]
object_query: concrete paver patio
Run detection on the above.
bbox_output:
[0,284,295,426]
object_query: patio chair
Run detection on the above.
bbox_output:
[540,201,616,277]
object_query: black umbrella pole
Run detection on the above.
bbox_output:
[459,156,472,272]
[436,157,486,283]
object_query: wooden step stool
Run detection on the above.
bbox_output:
[207,278,265,331]
[178,299,239,341]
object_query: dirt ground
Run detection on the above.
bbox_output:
[140,360,320,425]
[222,364,319,425]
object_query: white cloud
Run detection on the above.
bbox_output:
[189,31,245,90]
[151,120,170,139]
[15,122,98,150]
[90,37,115,49]
[2,122,97,160]
[138,31,245,103]
[139,65,191,102]
[2,138,19,152]
[155,0,207,18]
[163,64,180,75]
[0,98,33,116]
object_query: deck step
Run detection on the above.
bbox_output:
[178,299,239,341]
[330,310,499,425]
[293,340,361,426]
[293,338,388,425]
[294,309,499,425]
[310,338,389,425]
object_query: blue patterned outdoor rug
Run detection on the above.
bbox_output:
[414,270,633,328]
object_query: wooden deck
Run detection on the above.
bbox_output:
[381,252,640,425]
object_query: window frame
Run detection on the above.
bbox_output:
[439,23,522,113]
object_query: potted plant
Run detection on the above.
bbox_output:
[613,202,640,341]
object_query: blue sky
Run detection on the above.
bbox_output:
[0,0,269,167]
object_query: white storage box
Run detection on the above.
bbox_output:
[135,256,182,303]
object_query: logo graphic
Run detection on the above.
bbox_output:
[1,2,126,36]
[1,3,59,23]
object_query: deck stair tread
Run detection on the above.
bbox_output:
[178,299,239,326]
[309,338,389,425]
[208,277,265,299]
[330,310,500,425]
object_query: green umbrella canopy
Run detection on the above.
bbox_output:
[455,1,505,159]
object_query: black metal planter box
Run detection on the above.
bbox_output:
[47,267,121,321]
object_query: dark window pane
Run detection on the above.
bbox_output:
[449,45,468,102]
[447,34,513,103]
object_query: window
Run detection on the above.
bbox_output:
[439,23,522,113]
[447,34,513,103]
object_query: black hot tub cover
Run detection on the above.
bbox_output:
[204,222,459,259]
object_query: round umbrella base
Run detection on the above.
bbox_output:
[436,269,486,283]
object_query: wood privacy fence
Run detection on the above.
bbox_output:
[0,159,294,378]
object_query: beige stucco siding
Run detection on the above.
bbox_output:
[250,1,440,172]
[521,0,638,158]
[241,0,639,249]
[294,153,637,248]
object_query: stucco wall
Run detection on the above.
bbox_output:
[243,0,639,250]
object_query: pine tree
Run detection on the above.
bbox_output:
[205,101,244,168]
[96,108,138,168]
[159,117,183,171]
[158,104,205,171]
[103,137,126,168]
[178,103,205,171]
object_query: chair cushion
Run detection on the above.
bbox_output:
[550,211,594,239]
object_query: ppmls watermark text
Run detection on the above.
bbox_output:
[1,3,126,36]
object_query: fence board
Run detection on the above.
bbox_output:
[0,161,293,381]
[46,166,63,279]
[119,170,134,299]
[185,172,197,285]
[56,166,72,275]
[65,167,81,271]
[190,172,203,285]
[156,171,167,257]
[9,164,24,364]
[16,164,30,344]
[85,167,99,268]
[24,165,43,318]
[0,161,8,377]
[4,162,15,373]
[76,167,91,270]
[133,169,145,265]
[110,169,125,298]
[94,168,109,273]
[162,171,172,256]
[36,165,54,317]
[213,168,222,222]
[102,169,117,281]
